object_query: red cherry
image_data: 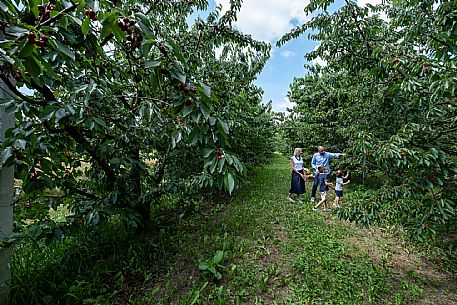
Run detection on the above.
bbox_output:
[126,28,132,35]
[89,10,96,17]
[190,87,197,93]
[117,20,125,28]
[217,155,223,160]
[28,33,36,41]
[40,35,48,42]
[38,5,45,11]
[377,195,380,199]
[90,15,97,21]
[84,9,91,15]
[425,223,429,228]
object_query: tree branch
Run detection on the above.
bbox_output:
[0,74,47,105]
[37,3,80,29]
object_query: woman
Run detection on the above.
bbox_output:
[287,148,310,202]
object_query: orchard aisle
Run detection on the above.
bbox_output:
[136,153,457,304]
[236,153,457,305]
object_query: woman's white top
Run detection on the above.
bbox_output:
[291,156,303,171]
[335,177,344,191]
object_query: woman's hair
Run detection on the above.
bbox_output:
[336,170,343,177]
[293,148,302,157]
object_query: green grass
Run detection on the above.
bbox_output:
[10,153,457,304]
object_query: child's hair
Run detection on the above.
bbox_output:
[318,166,326,173]
[336,170,344,177]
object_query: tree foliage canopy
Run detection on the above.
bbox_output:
[277,0,457,238]
[0,0,274,238]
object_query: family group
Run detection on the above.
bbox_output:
[287,146,350,211]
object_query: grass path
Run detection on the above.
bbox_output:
[131,153,457,304]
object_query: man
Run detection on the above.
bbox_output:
[310,146,346,204]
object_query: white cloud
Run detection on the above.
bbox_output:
[357,0,383,7]
[274,96,295,113]
[280,50,297,58]
[214,0,310,42]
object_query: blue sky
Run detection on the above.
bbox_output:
[195,0,380,112]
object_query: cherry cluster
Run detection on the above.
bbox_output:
[84,9,97,21]
[12,68,30,81]
[0,22,7,32]
[117,17,136,35]
[28,33,49,48]
[177,83,197,94]
[38,4,56,23]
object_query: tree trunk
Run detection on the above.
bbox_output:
[0,77,15,304]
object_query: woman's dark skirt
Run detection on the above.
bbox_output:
[289,170,306,195]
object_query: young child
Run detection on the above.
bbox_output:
[313,166,334,211]
[333,170,350,208]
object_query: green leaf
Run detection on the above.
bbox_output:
[227,173,235,194]
[217,157,225,173]
[5,25,29,37]
[54,40,75,60]
[14,139,26,150]
[217,118,229,134]
[81,17,90,36]
[19,42,35,58]
[182,106,193,117]
[149,71,160,92]
[212,250,224,265]
[23,56,42,76]
[145,60,160,69]
[171,66,186,84]
[203,148,214,158]
[203,155,215,169]
[112,22,126,42]
[232,156,243,174]
[200,105,210,120]
[191,111,200,123]
[100,12,117,40]
[189,128,201,145]
[198,261,209,271]
[166,37,186,63]
[199,82,211,97]
[1,147,13,165]
[134,13,154,35]
[40,158,54,173]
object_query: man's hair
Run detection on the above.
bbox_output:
[336,170,343,177]
[318,166,326,173]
